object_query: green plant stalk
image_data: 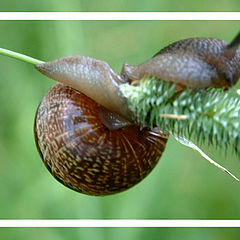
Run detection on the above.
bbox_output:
[120,77,240,156]
[0,47,44,65]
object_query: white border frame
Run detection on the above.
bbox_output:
[0,11,239,228]
[0,12,239,20]
[1,220,240,227]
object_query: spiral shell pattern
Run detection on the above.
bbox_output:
[34,84,168,195]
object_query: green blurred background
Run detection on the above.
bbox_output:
[1,228,240,240]
[0,0,240,11]
[0,19,240,239]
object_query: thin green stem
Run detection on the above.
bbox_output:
[0,47,45,65]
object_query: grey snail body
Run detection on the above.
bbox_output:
[35,56,132,121]
[122,35,240,89]
[34,32,240,195]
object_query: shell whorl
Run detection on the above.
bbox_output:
[34,84,168,196]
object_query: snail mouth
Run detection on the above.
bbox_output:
[211,71,234,89]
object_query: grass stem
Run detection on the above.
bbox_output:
[0,47,44,65]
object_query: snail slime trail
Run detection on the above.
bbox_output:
[33,31,240,195]
[34,84,168,196]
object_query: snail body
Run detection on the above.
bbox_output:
[34,84,167,195]
[35,56,132,120]
[122,36,240,89]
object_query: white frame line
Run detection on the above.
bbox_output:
[0,11,239,228]
[0,12,239,20]
[0,220,240,227]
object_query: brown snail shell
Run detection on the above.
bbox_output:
[34,83,168,196]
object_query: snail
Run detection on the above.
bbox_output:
[34,57,168,196]
[34,32,240,196]
[122,32,240,89]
